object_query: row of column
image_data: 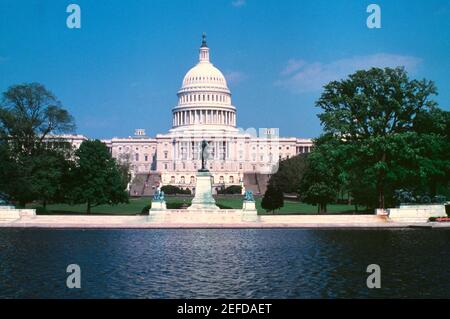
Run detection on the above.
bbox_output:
[174,141,229,161]
[173,109,236,127]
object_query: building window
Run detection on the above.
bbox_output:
[135,153,139,161]
[164,151,168,159]
[144,155,148,162]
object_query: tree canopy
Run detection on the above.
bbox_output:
[0,83,75,155]
[69,140,129,213]
[0,83,76,206]
[304,67,450,209]
[261,183,284,213]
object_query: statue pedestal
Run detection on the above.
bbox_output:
[188,171,220,211]
[148,200,167,222]
[243,201,256,211]
[242,200,258,222]
[151,200,167,211]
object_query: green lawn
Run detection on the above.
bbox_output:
[30,197,369,215]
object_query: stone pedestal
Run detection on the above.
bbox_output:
[148,200,167,222]
[188,171,219,211]
[151,200,167,211]
[242,200,258,222]
[243,201,256,211]
[0,206,36,222]
[388,204,447,223]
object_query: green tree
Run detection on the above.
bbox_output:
[69,140,129,213]
[269,154,308,194]
[298,136,341,213]
[411,108,450,196]
[0,83,75,155]
[261,183,284,213]
[316,67,440,208]
[0,83,75,206]
[29,148,73,209]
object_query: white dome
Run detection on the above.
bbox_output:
[181,63,228,91]
[171,35,237,133]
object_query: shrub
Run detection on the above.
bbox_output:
[217,185,242,195]
[261,184,284,213]
[161,185,191,195]
[141,204,151,215]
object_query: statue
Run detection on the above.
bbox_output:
[200,140,209,172]
[153,188,165,202]
[0,192,11,206]
[394,189,416,204]
[244,190,254,202]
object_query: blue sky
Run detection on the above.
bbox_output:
[0,0,449,139]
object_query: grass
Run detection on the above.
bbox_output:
[29,197,370,215]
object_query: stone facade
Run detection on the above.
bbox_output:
[57,36,313,192]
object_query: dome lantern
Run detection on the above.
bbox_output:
[199,33,210,63]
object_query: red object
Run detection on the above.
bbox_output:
[435,217,450,222]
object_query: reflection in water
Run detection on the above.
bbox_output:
[0,228,449,298]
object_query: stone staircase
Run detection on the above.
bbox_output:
[129,172,161,197]
[243,173,270,196]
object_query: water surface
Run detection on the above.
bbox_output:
[0,228,449,298]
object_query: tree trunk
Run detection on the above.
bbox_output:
[319,203,326,214]
[430,181,437,197]
[378,188,385,209]
[377,152,387,209]
[43,200,47,209]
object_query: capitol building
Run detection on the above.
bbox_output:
[64,35,313,195]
